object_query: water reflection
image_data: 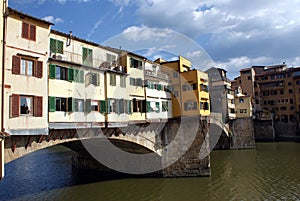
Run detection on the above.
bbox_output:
[0,143,299,201]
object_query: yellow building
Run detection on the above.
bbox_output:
[119,51,146,123]
[160,56,210,117]
[3,7,52,135]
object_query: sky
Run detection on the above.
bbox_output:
[9,0,300,78]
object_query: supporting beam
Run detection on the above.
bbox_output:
[0,139,4,180]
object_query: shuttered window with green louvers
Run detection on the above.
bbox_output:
[82,47,93,66]
[49,96,56,112]
[50,38,63,54]
[100,100,107,114]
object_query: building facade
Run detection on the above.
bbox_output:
[3,8,52,135]
[144,60,172,121]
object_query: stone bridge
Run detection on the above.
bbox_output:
[1,116,212,179]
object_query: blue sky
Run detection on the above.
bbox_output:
[9,0,300,78]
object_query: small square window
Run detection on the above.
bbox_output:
[20,96,33,115]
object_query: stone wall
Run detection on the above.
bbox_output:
[161,116,210,177]
[230,118,255,149]
[253,119,274,141]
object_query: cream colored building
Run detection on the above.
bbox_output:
[3,7,52,135]
[119,51,146,123]
[48,30,119,129]
[145,60,172,121]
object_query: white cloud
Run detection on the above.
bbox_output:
[42,16,64,24]
[111,0,300,67]
[87,18,103,39]
[122,25,173,41]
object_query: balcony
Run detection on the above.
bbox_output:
[145,70,169,80]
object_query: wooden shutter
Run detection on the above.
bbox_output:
[12,56,21,75]
[30,25,36,41]
[22,22,29,39]
[50,38,56,53]
[147,101,151,112]
[100,100,107,114]
[79,70,84,83]
[49,64,56,79]
[82,47,87,65]
[49,96,56,112]
[11,94,20,117]
[34,96,43,117]
[128,100,132,114]
[35,61,43,78]
[96,73,100,86]
[106,98,110,113]
[68,68,74,81]
[68,97,74,112]
[85,99,91,113]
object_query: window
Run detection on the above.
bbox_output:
[200,102,209,110]
[184,101,197,111]
[22,22,36,41]
[239,98,244,103]
[91,100,99,112]
[91,73,99,86]
[120,76,126,88]
[288,82,292,86]
[182,83,197,91]
[12,56,43,78]
[129,77,143,87]
[55,66,68,80]
[247,76,251,80]
[289,89,293,94]
[107,53,116,65]
[130,58,142,69]
[74,99,84,112]
[20,96,33,115]
[290,99,294,104]
[55,97,67,112]
[11,94,42,117]
[173,71,179,78]
[50,38,64,54]
[21,59,33,76]
[132,99,145,113]
[162,101,168,112]
[280,90,284,95]
[82,47,93,66]
[110,73,116,86]
[200,84,208,92]
[240,109,247,113]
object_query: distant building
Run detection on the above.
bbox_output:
[206,67,235,122]
[234,64,300,124]
[234,87,253,118]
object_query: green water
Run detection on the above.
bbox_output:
[1,143,300,201]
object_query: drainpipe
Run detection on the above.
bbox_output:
[1,0,8,180]
[1,1,7,134]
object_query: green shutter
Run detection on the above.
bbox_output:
[79,70,84,83]
[107,98,110,114]
[57,40,63,54]
[49,96,56,112]
[85,99,91,113]
[73,69,79,82]
[156,102,160,113]
[82,47,87,65]
[147,101,151,112]
[130,58,134,67]
[96,73,100,86]
[68,68,74,81]
[100,100,107,114]
[50,38,56,53]
[49,64,56,79]
[68,97,74,112]
[157,84,162,91]
[128,100,132,114]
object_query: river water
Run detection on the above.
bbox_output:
[0,142,299,201]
